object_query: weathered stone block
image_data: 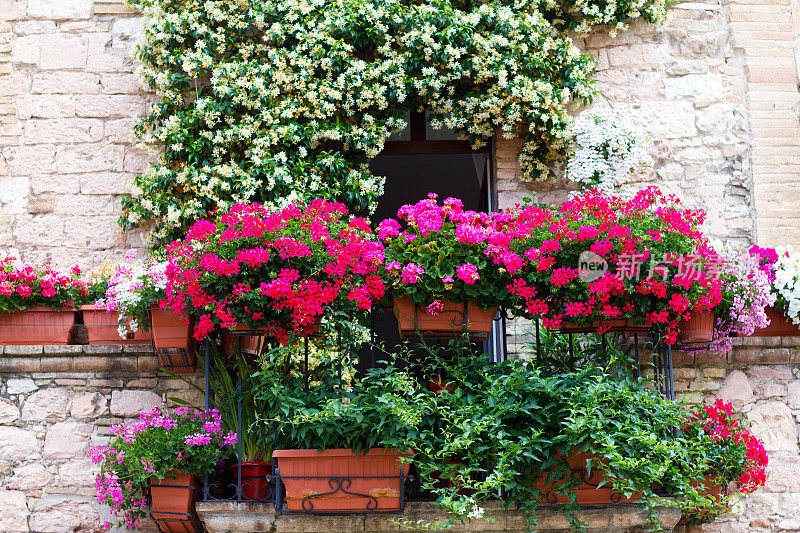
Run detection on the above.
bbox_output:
[7,463,53,491]
[30,499,102,533]
[0,426,42,461]
[788,380,800,409]
[28,0,91,19]
[4,144,57,173]
[110,389,161,417]
[6,377,38,394]
[13,215,65,246]
[31,72,101,94]
[54,144,124,174]
[0,398,19,423]
[71,392,107,419]
[747,402,798,452]
[74,94,145,118]
[0,489,28,533]
[11,34,40,64]
[39,34,88,70]
[56,458,97,487]
[43,421,93,459]
[664,74,724,102]
[716,370,754,410]
[24,119,103,144]
[21,387,71,422]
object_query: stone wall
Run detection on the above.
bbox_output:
[496,0,800,249]
[0,346,202,532]
[0,0,147,268]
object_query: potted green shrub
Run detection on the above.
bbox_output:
[89,405,237,531]
[0,257,89,345]
[504,187,723,345]
[164,200,385,345]
[354,339,730,531]
[379,195,510,339]
[257,349,416,512]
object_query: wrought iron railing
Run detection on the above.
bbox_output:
[192,311,677,516]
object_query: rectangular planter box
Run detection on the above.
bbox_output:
[392,296,495,340]
[0,306,75,345]
[533,451,641,505]
[81,306,151,345]
[273,448,409,512]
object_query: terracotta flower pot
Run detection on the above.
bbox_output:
[221,326,264,357]
[150,308,195,373]
[273,448,410,511]
[559,319,651,334]
[0,306,75,345]
[748,305,800,337]
[231,462,272,500]
[678,475,725,525]
[429,377,456,394]
[678,312,715,345]
[533,451,641,505]
[149,471,199,533]
[80,306,151,345]
[392,296,496,340]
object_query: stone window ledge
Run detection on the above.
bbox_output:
[0,345,162,373]
[196,500,681,533]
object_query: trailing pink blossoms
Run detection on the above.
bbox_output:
[90,405,236,530]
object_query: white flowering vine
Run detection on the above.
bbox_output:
[565,113,652,194]
[122,0,667,243]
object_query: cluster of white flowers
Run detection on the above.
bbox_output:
[565,113,652,194]
[102,260,168,336]
[774,246,800,325]
[123,0,666,242]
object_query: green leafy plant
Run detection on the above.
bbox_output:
[171,341,270,463]
[334,340,718,531]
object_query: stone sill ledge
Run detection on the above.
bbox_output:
[196,501,681,533]
[0,344,162,373]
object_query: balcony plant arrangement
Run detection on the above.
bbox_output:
[749,245,800,336]
[83,259,151,345]
[89,405,237,532]
[504,187,723,345]
[173,343,274,500]
[350,340,716,531]
[379,194,512,339]
[164,199,386,345]
[708,243,774,352]
[257,349,417,512]
[102,258,193,370]
[679,399,768,525]
[0,257,89,345]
